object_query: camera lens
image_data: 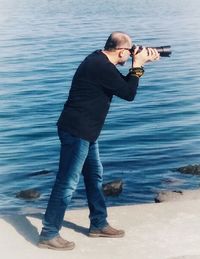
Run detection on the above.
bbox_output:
[153,46,172,57]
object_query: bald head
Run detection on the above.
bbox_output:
[104,32,132,51]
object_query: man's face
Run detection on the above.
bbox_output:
[117,38,132,66]
[118,49,132,66]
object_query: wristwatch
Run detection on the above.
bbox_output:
[129,67,144,78]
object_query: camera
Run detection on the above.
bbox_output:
[131,45,172,57]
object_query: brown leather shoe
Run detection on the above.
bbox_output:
[89,225,125,238]
[38,236,75,250]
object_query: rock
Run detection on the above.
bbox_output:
[103,180,123,196]
[155,189,200,203]
[155,190,183,203]
[177,164,200,175]
[16,189,41,200]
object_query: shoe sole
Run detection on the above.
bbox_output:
[88,232,125,238]
[38,243,75,251]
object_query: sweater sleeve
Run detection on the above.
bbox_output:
[98,61,140,101]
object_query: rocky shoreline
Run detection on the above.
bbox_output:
[15,164,200,203]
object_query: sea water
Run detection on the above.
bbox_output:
[1,0,200,215]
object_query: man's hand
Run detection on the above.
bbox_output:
[133,47,160,68]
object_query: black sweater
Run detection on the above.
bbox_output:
[57,50,139,142]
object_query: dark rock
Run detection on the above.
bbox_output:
[155,189,200,203]
[16,189,41,200]
[177,164,200,175]
[155,190,183,203]
[103,180,123,196]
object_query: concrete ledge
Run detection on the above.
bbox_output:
[1,201,200,259]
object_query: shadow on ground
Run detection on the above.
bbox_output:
[1,213,88,246]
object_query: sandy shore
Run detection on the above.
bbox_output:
[1,200,200,259]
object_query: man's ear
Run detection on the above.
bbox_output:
[118,50,124,58]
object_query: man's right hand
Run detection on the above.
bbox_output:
[133,47,160,68]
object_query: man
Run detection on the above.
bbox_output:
[38,31,160,250]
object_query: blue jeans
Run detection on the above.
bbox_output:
[40,129,108,240]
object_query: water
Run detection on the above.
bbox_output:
[1,0,200,215]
